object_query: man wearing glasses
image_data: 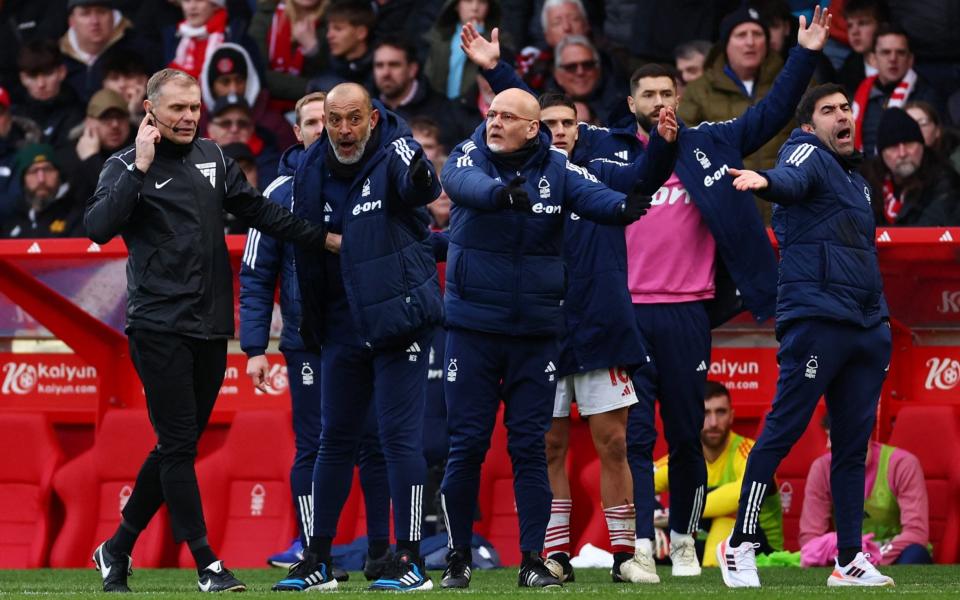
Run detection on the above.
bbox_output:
[205,94,281,190]
[437,87,652,590]
[553,35,628,125]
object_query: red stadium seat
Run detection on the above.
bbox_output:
[475,410,521,566]
[0,414,62,567]
[50,410,174,567]
[755,405,829,551]
[179,410,298,567]
[888,405,960,563]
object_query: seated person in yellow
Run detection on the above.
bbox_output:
[654,381,783,566]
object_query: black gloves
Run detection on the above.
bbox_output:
[409,147,433,189]
[495,176,531,212]
[618,183,653,224]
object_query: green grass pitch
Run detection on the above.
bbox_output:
[2,566,959,598]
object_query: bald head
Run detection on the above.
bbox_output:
[325,82,380,165]
[486,88,541,153]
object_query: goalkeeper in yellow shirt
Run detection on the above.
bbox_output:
[654,382,783,566]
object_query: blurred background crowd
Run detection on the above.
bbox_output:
[1,0,959,240]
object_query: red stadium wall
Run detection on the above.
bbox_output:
[1,230,959,567]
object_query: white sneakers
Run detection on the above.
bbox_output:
[616,542,660,584]
[669,532,701,577]
[827,552,895,587]
[717,535,760,588]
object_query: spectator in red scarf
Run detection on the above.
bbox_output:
[169,0,228,79]
[862,107,960,226]
[249,0,328,104]
[851,24,944,157]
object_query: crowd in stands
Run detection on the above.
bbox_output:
[1,0,960,240]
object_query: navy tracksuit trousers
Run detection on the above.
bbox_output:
[310,330,432,544]
[284,350,390,546]
[733,319,891,551]
[441,328,558,553]
[628,301,710,539]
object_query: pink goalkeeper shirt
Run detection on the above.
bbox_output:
[625,130,716,304]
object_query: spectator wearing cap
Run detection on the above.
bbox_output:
[373,36,476,152]
[1,143,84,239]
[59,0,156,103]
[13,39,86,151]
[680,4,803,216]
[101,48,151,122]
[57,88,133,205]
[200,43,297,151]
[248,0,327,103]
[168,0,227,80]
[549,34,629,125]
[0,86,43,220]
[862,107,960,226]
[205,94,281,190]
[308,0,377,94]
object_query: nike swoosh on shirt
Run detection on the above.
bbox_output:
[155,178,173,189]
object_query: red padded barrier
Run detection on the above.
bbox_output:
[0,414,62,567]
[49,411,173,567]
[179,410,297,567]
[888,405,960,563]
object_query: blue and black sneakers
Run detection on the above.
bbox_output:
[369,550,433,591]
[272,552,338,592]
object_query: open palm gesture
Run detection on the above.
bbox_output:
[460,22,501,70]
[797,5,832,51]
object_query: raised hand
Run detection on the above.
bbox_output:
[728,167,769,192]
[797,5,832,52]
[657,106,678,143]
[135,113,160,173]
[460,22,501,70]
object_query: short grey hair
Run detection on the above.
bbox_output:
[674,40,713,61]
[541,0,587,35]
[146,68,199,103]
[554,35,600,70]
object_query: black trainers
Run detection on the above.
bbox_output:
[544,552,575,582]
[369,549,433,591]
[363,549,394,581]
[518,553,562,588]
[92,541,132,593]
[272,552,338,592]
[332,566,350,583]
[198,560,246,592]
[440,548,472,589]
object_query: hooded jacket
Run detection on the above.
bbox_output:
[442,124,629,337]
[760,129,889,336]
[200,42,298,150]
[85,135,326,338]
[11,86,85,151]
[292,101,443,350]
